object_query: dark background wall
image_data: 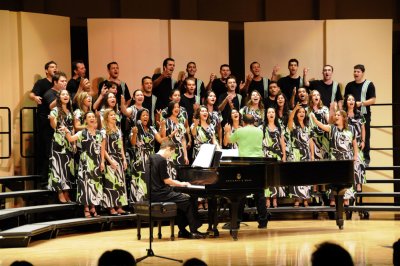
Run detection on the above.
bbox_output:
[1,0,399,172]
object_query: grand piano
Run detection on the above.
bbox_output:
[177,154,354,240]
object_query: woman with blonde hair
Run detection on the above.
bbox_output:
[101,109,129,215]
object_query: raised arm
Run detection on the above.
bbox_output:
[310,112,331,132]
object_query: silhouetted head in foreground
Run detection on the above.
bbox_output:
[311,242,353,266]
[183,257,208,266]
[98,249,136,266]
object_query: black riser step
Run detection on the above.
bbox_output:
[366,179,400,183]
[0,190,52,199]
[346,206,400,212]
[356,192,400,197]
[0,175,41,183]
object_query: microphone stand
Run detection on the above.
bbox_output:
[136,155,182,263]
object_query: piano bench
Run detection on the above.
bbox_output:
[134,201,177,241]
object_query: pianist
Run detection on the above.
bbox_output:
[224,114,268,228]
[146,139,208,239]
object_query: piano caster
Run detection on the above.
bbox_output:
[359,211,369,220]
[339,225,343,230]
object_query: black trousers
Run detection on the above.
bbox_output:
[364,114,371,162]
[152,191,199,233]
[35,115,54,188]
[238,190,268,224]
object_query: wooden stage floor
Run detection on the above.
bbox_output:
[0,213,398,265]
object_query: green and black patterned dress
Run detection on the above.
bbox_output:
[348,114,367,185]
[263,126,286,197]
[129,125,158,203]
[209,110,222,144]
[76,129,104,205]
[102,128,128,208]
[328,125,356,199]
[191,124,216,158]
[309,106,330,160]
[48,107,75,192]
[165,118,187,179]
[289,124,313,199]
[240,106,264,126]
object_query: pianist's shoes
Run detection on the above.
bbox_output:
[178,229,207,239]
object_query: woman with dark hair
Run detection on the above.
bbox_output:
[120,89,144,126]
[191,106,219,158]
[343,94,366,192]
[63,111,103,218]
[240,90,265,126]
[223,108,242,149]
[129,108,165,203]
[48,89,75,203]
[204,90,223,146]
[310,109,358,206]
[101,109,129,215]
[263,107,286,207]
[275,92,292,161]
[163,101,189,180]
[288,102,315,207]
[160,88,191,151]
[99,92,121,128]
[308,90,330,160]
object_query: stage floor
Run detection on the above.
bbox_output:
[0,213,398,265]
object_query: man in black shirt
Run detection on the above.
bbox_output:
[141,76,157,126]
[218,75,242,128]
[242,61,279,100]
[277,59,306,107]
[146,140,207,239]
[29,61,57,184]
[152,58,177,111]
[304,65,343,109]
[206,64,231,100]
[98,61,131,107]
[264,81,280,109]
[344,64,376,165]
[66,60,86,102]
[177,62,206,102]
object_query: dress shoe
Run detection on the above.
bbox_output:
[189,231,208,239]
[178,229,192,238]
[258,220,268,229]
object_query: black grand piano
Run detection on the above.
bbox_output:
[177,155,354,240]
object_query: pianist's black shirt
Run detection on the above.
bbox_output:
[146,154,174,200]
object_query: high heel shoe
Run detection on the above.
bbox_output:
[90,208,100,217]
[84,210,91,218]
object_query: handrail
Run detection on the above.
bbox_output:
[19,107,36,158]
[0,107,12,159]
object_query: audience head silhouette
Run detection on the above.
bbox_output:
[311,242,353,266]
[393,238,400,266]
[183,258,208,266]
[10,261,33,266]
[98,249,136,266]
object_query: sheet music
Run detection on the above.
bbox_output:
[192,144,216,168]
[221,148,239,158]
[187,184,205,189]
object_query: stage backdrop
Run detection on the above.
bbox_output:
[0,11,70,204]
[245,19,393,202]
[87,19,228,94]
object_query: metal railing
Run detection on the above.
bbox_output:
[19,107,36,158]
[0,107,11,159]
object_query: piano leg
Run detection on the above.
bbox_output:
[228,196,244,241]
[207,197,219,237]
[335,188,347,230]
